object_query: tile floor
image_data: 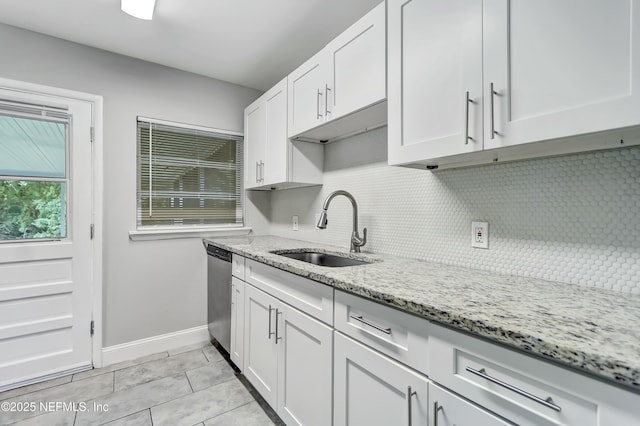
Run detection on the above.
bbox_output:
[0,343,283,426]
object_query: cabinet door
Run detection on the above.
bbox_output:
[430,383,512,426]
[244,98,265,189]
[230,277,245,370]
[484,0,640,149]
[288,51,328,137]
[277,303,333,426]
[326,3,386,121]
[388,0,484,166]
[243,284,278,407]
[334,332,429,426]
[263,78,288,186]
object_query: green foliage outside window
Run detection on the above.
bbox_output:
[0,180,65,240]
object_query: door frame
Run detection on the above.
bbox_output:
[0,77,104,369]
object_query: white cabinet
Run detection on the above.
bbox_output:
[334,331,429,426]
[229,277,245,370]
[388,0,640,169]
[430,383,512,426]
[243,284,333,426]
[288,2,386,142]
[387,0,484,164]
[244,77,323,190]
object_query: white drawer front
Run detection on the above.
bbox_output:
[244,259,334,325]
[429,323,598,426]
[335,290,429,375]
[232,255,245,280]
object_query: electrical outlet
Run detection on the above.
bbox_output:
[292,215,299,231]
[471,221,489,249]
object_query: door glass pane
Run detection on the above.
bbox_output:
[0,114,66,178]
[0,180,67,240]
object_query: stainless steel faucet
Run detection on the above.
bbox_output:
[316,190,367,253]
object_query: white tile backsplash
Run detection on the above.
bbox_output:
[269,127,640,293]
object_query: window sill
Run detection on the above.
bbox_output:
[129,226,252,241]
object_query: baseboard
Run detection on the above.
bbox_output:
[101,325,210,366]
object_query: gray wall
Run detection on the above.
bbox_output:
[270,128,640,294]
[0,23,265,346]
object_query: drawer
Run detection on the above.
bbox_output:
[430,383,512,426]
[232,255,245,280]
[244,259,334,325]
[429,323,598,426]
[335,290,429,375]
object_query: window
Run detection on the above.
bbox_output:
[136,117,244,229]
[0,100,69,241]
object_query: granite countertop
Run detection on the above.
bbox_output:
[205,235,640,392]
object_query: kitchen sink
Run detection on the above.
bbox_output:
[272,251,371,267]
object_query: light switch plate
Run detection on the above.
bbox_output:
[471,221,489,249]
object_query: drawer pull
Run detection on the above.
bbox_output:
[268,305,275,339]
[349,314,391,334]
[466,367,562,412]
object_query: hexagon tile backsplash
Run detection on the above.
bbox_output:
[270,128,640,293]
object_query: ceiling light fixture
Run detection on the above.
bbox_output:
[121,0,156,20]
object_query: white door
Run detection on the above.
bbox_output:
[0,89,94,390]
[327,2,386,121]
[230,277,245,370]
[244,98,265,189]
[333,332,429,426]
[287,51,328,137]
[243,284,278,407]
[484,0,640,149]
[277,302,333,426]
[263,78,288,186]
[430,383,512,426]
[388,0,484,166]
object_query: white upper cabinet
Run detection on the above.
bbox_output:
[389,0,640,169]
[388,0,484,165]
[485,0,640,150]
[288,2,386,141]
[244,77,323,190]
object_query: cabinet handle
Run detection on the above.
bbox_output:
[268,305,275,339]
[349,314,391,334]
[255,161,260,184]
[317,89,323,119]
[259,161,264,182]
[325,84,331,116]
[433,401,443,426]
[407,386,417,426]
[490,82,499,139]
[275,309,283,344]
[466,367,562,412]
[465,91,474,144]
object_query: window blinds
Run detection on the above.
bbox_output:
[136,118,244,227]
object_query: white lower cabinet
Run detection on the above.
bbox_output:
[430,383,511,426]
[334,331,429,426]
[229,277,245,370]
[243,283,333,426]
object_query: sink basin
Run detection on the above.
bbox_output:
[273,251,370,267]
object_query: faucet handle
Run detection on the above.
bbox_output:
[351,227,367,252]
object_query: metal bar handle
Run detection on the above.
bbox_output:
[316,89,323,119]
[325,84,331,116]
[465,91,474,145]
[275,309,282,344]
[255,161,260,184]
[259,161,264,183]
[490,82,498,139]
[407,386,417,426]
[433,401,443,426]
[466,367,561,412]
[268,305,275,339]
[349,315,391,334]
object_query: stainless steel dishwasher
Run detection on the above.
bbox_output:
[205,242,232,353]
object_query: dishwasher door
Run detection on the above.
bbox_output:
[206,244,232,353]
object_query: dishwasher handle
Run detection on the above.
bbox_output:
[206,244,232,263]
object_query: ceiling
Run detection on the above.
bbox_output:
[0,0,382,91]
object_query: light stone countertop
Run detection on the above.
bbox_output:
[205,235,640,392]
